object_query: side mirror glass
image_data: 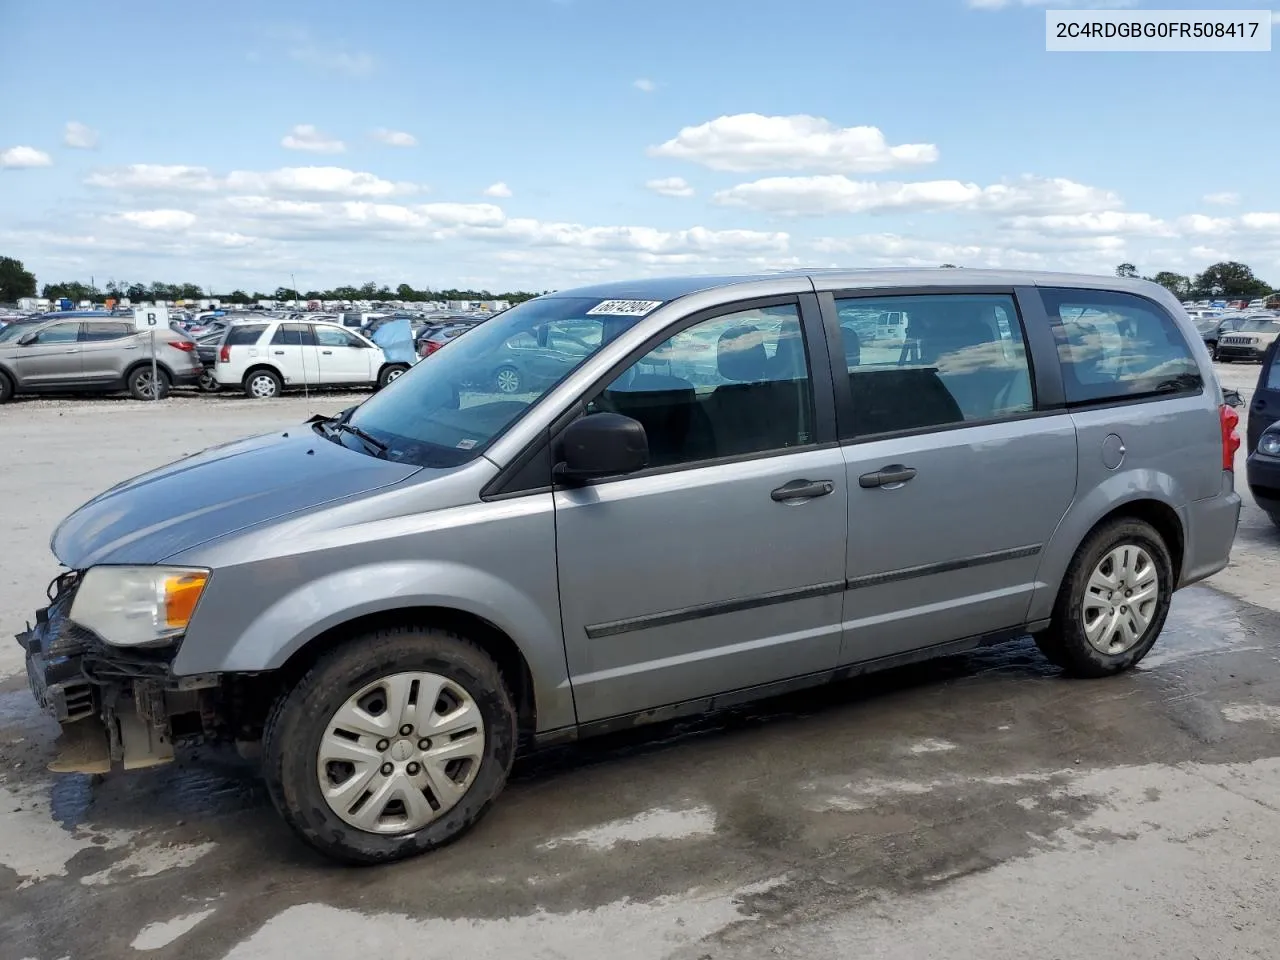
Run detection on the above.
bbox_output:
[557,413,649,481]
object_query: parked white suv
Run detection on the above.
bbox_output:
[213,320,405,398]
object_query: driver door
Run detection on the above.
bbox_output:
[12,322,83,385]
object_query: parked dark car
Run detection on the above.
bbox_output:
[464,317,601,394]
[1247,339,1280,527]
[416,320,481,358]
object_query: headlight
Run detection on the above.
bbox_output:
[70,566,210,647]
[1260,432,1280,457]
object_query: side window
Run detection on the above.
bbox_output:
[224,324,267,346]
[315,326,360,348]
[835,294,1033,439]
[587,303,813,469]
[546,321,602,358]
[34,323,81,344]
[1041,288,1203,405]
[506,331,538,350]
[80,323,134,342]
[271,323,316,346]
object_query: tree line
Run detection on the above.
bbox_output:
[0,259,544,306]
[1114,260,1273,300]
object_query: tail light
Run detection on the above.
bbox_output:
[168,340,195,352]
[424,340,443,355]
[219,344,231,363]
[1220,404,1241,470]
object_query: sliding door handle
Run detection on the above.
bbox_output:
[859,465,917,488]
[771,479,835,502]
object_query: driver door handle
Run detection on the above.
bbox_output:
[771,479,834,502]
[322,350,333,355]
[859,465,918,488]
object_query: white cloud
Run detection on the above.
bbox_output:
[1203,191,1240,206]
[646,177,695,198]
[1177,214,1235,236]
[371,128,417,147]
[483,182,513,198]
[713,174,1119,217]
[649,114,939,174]
[1241,212,1280,230]
[225,167,416,197]
[87,164,220,191]
[633,78,658,93]
[1004,211,1173,236]
[64,121,99,149]
[281,124,345,154]
[1,146,53,169]
[119,209,197,230]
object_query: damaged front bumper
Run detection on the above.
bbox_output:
[17,572,220,774]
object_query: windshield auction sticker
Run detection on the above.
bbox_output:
[1046,9,1272,51]
[586,300,665,316]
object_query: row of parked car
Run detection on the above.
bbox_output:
[0,309,494,403]
[1191,310,1280,362]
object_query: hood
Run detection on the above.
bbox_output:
[372,318,416,365]
[52,427,420,568]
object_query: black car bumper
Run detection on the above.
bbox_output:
[1217,344,1266,361]
[171,368,203,386]
[1247,452,1280,515]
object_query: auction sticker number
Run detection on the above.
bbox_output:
[586,300,664,316]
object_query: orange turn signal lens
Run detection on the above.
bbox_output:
[163,572,209,629]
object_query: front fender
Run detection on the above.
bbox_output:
[173,560,575,731]
[1027,468,1186,622]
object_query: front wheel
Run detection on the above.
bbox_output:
[197,370,220,393]
[1034,518,1173,677]
[262,626,516,864]
[128,366,170,401]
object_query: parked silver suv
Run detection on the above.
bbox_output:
[0,316,202,402]
[17,269,1241,863]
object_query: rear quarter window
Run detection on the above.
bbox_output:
[224,325,267,346]
[1040,288,1203,406]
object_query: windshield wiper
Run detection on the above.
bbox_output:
[334,422,388,457]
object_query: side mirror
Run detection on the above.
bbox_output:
[557,413,649,482]
[17,331,38,346]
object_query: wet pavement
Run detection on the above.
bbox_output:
[3,367,1280,959]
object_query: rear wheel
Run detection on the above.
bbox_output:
[262,626,516,864]
[378,363,409,389]
[1034,518,1173,677]
[493,365,522,395]
[197,369,220,393]
[243,368,282,399]
[128,366,170,401]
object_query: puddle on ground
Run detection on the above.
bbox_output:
[1139,585,1256,670]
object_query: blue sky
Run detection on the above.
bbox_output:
[1,0,1277,293]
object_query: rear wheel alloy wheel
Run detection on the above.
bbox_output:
[494,365,522,394]
[263,626,516,864]
[1034,518,1173,677]
[378,364,408,389]
[128,367,170,401]
[244,369,282,399]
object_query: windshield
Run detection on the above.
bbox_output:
[1239,319,1280,333]
[344,296,655,467]
[0,322,42,342]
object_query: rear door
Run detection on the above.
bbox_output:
[820,287,1078,664]
[12,322,84,386]
[1248,339,1280,453]
[315,325,376,384]
[268,323,321,385]
[79,321,140,382]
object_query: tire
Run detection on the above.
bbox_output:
[243,368,282,400]
[1034,518,1174,678]
[0,371,12,404]
[197,370,220,393]
[127,365,171,401]
[1209,343,1218,361]
[378,364,409,389]
[262,625,517,865]
[493,365,522,395]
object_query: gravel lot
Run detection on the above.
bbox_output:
[2,366,1280,960]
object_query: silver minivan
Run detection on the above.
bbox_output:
[17,269,1241,863]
